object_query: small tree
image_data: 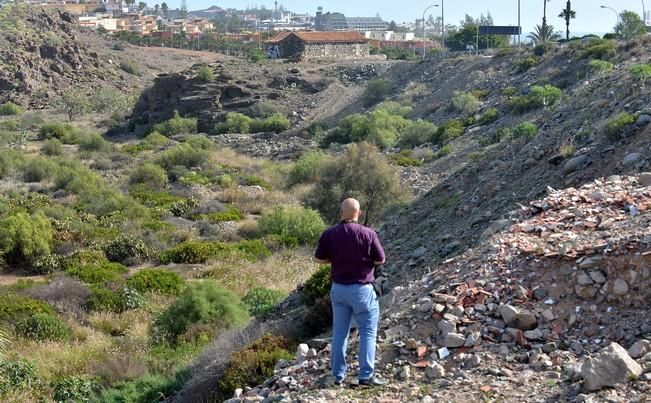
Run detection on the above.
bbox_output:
[306,142,404,225]
[363,80,390,107]
[615,11,646,39]
[53,89,91,122]
[0,212,53,266]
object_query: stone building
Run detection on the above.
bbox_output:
[266,31,370,60]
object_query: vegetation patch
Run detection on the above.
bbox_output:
[126,268,185,295]
[159,240,271,264]
[0,101,23,116]
[242,287,286,317]
[605,112,636,140]
[151,112,198,136]
[15,312,71,341]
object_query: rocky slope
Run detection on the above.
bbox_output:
[0,5,220,108]
[231,174,651,402]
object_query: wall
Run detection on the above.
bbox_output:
[302,42,370,59]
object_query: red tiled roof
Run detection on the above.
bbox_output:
[267,31,369,44]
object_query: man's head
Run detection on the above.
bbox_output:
[340,198,361,222]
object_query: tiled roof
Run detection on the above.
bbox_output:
[267,31,369,44]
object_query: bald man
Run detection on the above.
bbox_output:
[314,198,386,386]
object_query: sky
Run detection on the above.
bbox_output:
[171,0,649,35]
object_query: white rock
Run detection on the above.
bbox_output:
[425,362,446,379]
[581,342,643,391]
[612,278,629,295]
[296,344,309,363]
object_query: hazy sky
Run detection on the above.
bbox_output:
[172,0,649,34]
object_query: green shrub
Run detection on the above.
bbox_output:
[451,92,481,116]
[252,113,290,133]
[514,56,537,72]
[0,293,54,322]
[218,334,292,399]
[53,88,92,121]
[242,287,286,317]
[512,122,538,140]
[287,151,331,187]
[479,127,510,146]
[154,280,249,343]
[301,265,331,306]
[242,175,272,190]
[630,64,651,89]
[129,185,185,210]
[248,101,284,118]
[502,86,518,97]
[91,88,135,115]
[52,375,94,402]
[397,119,437,148]
[0,101,23,116]
[67,262,128,284]
[605,112,636,139]
[0,358,36,395]
[322,107,411,150]
[42,138,64,156]
[15,312,70,341]
[533,42,554,56]
[22,157,57,182]
[95,373,185,403]
[196,65,214,82]
[214,112,252,134]
[363,79,390,106]
[0,211,52,266]
[102,235,149,265]
[192,207,244,223]
[156,144,209,171]
[86,285,144,313]
[79,133,111,152]
[159,240,270,264]
[393,150,422,167]
[128,163,168,190]
[589,59,614,74]
[510,85,562,114]
[433,119,464,144]
[478,108,499,125]
[258,206,326,247]
[119,60,142,75]
[38,122,80,143]
[435,144,453,158]
[151,111,198,136]
[581,39,615,60]
[126,268,185,295]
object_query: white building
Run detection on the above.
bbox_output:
[363,31,415,41]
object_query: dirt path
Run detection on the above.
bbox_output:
[0,273,46,286]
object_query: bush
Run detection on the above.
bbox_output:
[435,144,453,158]
[91,88,135,115]
[52,375,94,403]
[0,101,23,116]
[287,151,331,187]
[605,112,636,140]
[393,150,422,167]
[533,42,554,56]
[451,92,481,116]
[156,144,209,171]
[242,287,286,317]
[159,240,270,264]
[630,64,651,89]
[53,88,92,121]
[154,280,249,343]
[151,111,198,136]
[589,59,614,74]
[306,142,403,225]
[15,312,71,341]
[252,114,290,133]
[581,39,616,60]
[478,108,500,125]
[86,285,144,313]
[102,235,150,265]
[38,122,80,143]
[42,138,64,156]
[192,207,244,223]
[363,79,390,106]
[512,122,538,140]
[301,265,331,306]
[95,373,185,403]
[248,101,284,118]
[79,133,111,152]
[514,56,537,72]
[433,119,464,144]
[301,295,333,337]
[0,293,54,322]
[0,358,36,395]
[258,206,325,247]
[218,334,292,399]
[0,212,52,266]
[128,163,168,190]
[66,262,128,284]
[397,119,437,148]
[119,60,142,75]
[502,86,518,97]
[510,85,562,114]
[196,65,214,82]
[22,157,57,182]
[242,175,272,190]
[126,268,185,295]
[214,112,252,134]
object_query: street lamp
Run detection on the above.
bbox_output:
[643,0,648,26]
[422,4,439,60]
[601,5,620,26]
[441,0,445,50]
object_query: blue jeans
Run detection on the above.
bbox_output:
[330,282,380,381]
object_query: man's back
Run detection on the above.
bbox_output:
[315,222,385,285]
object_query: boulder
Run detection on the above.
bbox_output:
[563,155,589,175]
[425,362,446,379]
[628,340,651,359]
[295,343,309,363]
[500,304,538,331]
[439,332,466,348]
[581,343,642,391]
[636,113,651,127]
[622,152,642,167]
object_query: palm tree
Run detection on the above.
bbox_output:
[558,1,577,40]
[528,24,562,43]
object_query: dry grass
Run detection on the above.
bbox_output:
[197,247,318,295]
[559,143,575,158]
[215,187,295,215]
[210,148,291,189]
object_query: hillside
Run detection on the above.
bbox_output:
[175,38,651,402]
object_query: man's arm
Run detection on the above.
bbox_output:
[371,233,386,265]
[314,257,330,264]
[314,231,330,264]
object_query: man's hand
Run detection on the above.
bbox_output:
[314,257,330,264]
[373,260,385,266]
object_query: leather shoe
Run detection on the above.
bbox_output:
[358,377,387,386]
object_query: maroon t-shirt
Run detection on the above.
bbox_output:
[314,222,386,284]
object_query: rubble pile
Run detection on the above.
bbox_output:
[231,175,651,402]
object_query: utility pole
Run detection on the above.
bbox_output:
[422,4,439,60]
[518,0,521,47]
[441,0,445,50]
